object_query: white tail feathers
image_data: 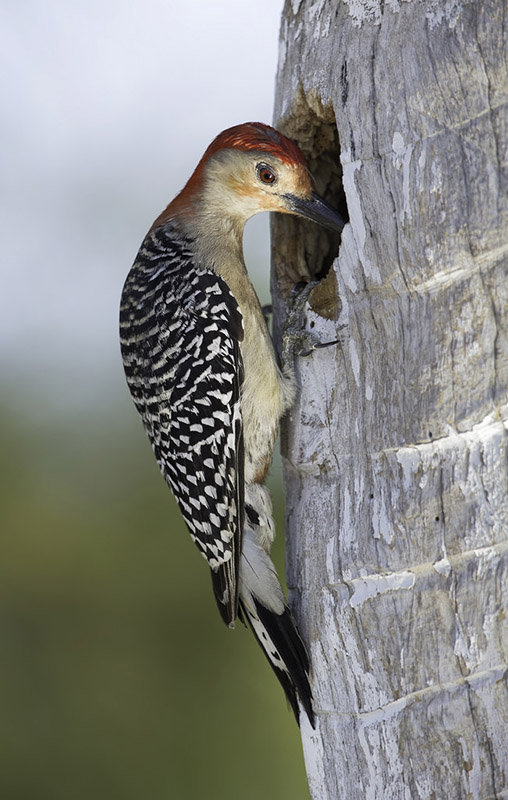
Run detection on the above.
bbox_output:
[240,528,285,615]
[239,484,314,726]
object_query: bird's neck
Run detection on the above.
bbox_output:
[175,203,248,277]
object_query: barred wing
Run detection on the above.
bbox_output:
[120,228,244,625]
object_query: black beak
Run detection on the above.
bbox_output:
[283,191,345,234]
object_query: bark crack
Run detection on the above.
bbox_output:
[340,99,508,167]
[312,663,508,721]
[320,539,507,586]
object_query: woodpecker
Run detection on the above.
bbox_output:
[120,122,344,726]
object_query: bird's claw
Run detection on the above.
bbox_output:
[282,281,340,371]
[299,336,341,358]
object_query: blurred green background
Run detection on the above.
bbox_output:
[0,396,309,800]
[1,2,311,797]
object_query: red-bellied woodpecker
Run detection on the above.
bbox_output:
[120,122,344,726]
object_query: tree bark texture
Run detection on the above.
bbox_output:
[272,1,508,798]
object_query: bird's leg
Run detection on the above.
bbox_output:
[281,281,342,374]
[261,303,273,329]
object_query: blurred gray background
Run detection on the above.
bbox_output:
[2,0,279,408]
[1,2,311,798]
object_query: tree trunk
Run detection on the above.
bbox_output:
[272,1,508,798]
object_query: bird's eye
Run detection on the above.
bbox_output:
[256,163,277,185]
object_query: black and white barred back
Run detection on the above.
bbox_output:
[120,222,314,725]
[120,224,244,625]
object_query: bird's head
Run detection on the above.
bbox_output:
[156,123,344,235]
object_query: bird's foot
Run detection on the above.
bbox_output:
[281,281,341,372]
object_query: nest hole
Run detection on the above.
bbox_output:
[272,91,348,297]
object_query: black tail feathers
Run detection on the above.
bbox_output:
[240,598,315,727]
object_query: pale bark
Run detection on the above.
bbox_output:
[272,1,508,798]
